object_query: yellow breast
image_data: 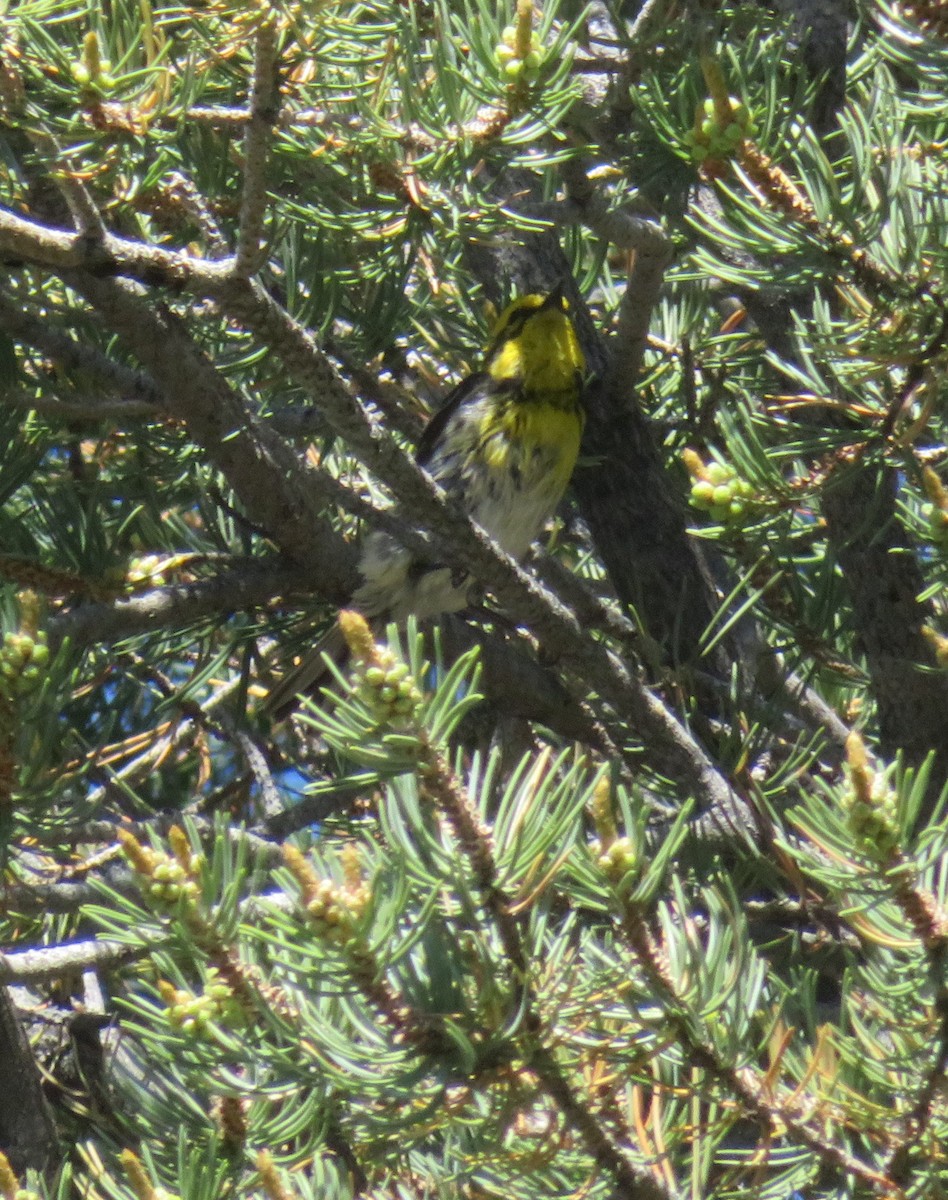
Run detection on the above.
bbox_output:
[483,398,583,495]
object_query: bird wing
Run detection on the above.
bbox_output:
[414,371,490,466]
[262,622,348,719]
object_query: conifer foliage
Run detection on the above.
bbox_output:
[0,1,947,1198]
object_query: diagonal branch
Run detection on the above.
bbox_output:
[48,558,312,649]
[0,288,160,403]
[212,280,745,824]
[0,204,745,824]
[64,270,358,599]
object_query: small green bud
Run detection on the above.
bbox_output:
[712,485,733,507]
[29,643,49,667]
[597,836,639,881]
[4,650,26,672]
[705,462,734,485]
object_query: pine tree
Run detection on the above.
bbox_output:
[0,0,947,1197]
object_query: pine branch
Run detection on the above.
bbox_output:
[0,986,59,1172]
[1,201,729,804]
[64,270,357,597]
[0,935,154,984]
[822,457,948,816]
[328,649,676,1200]
[0,287,161,404]
[234,20,279,279]
[48,558,315,648]
[617,904,903,1197]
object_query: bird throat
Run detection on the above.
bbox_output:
[488,309,585,396]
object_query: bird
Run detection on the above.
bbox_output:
[266,284,586,715]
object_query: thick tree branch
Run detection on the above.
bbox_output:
[0,938,152,985]
[2,389,156,421]
[64,271,358,599]
[235,20,279,278]
[48,558,311,649]
[0,288,161,403]
[0,987,59,1172]
[214,276,741,818]
[0,201,745,820]
[822,458,948,804]
[0,203,234,282]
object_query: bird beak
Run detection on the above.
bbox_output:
[542,283,567,311]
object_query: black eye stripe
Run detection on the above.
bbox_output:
[485,294,572,360]
[493,302,547,345]
[503,309,531,337]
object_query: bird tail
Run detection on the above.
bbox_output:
[263,622,350,721]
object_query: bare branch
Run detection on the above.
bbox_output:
[0,937,154,985]
[0,203,234,284]
[48,558,311,648]
[160,172,230,258]
[234,20,279,279]
[0,987,59,1172]
[0,288,161,404]
[3,387,156,421]
[65,270,359,597]
[0,205,742,821]
[536,554,639,649]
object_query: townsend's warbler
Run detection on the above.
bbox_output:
[267,286,586,712]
